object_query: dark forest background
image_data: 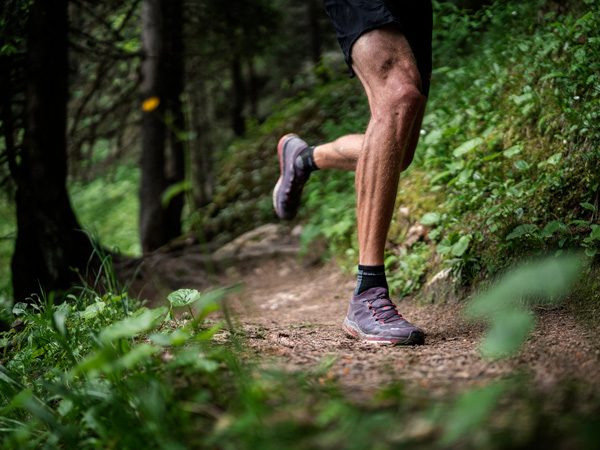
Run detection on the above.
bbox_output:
[1,0,600,448]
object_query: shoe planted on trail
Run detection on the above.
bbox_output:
[273,134,310,220]
[344,287,425,345]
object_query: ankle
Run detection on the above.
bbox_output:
[354,264,388,295]
[295,146,319,173]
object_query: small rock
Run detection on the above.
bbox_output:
[401,223,428,249]
[291,225,303,237]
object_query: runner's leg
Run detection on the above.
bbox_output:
[351,25,427,266]
[313,135,362,170]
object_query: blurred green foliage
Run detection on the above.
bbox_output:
[69,165,141,256]
[0,197,16,319]
[381,0,599,293]
[0,250,598,449]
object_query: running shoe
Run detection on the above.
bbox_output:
[344,287,425,344]
[273,134,310,220]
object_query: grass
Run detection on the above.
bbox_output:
[0,163,142,311]
[0,250,598,449]
[69,163,142,256]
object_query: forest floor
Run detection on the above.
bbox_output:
[121,224,600,402]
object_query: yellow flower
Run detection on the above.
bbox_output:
[142,96,160,112]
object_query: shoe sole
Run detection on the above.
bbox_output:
[343,318,425,345]
[273,133,298,220]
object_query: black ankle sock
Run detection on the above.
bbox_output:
[355,264,388,295]
[295,146,319,173]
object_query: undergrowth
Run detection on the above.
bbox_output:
[200,0,600,303]
[1,249,598,449]
[413,0,600,292]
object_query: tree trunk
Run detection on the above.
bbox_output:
[163,0,186,241]
[190,82,215,209]
[140,0,185,253]
[308,0,322,66]
[11,0,94,303]
[230,57,246,136]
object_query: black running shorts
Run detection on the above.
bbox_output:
[322,0,433,97]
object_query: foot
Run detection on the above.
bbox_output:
[273,134,310,220]
[344,287,425,344]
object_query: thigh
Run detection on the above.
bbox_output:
[323,0,432,97]
[351,26,422,105]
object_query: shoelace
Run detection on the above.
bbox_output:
[365,294,404,324]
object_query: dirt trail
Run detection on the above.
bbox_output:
[123,224,600,400]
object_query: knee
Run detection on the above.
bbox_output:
[388,82,422,117]
[373,81,422,126]
[372,82,423,170]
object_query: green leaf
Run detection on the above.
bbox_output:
[503,144,523,158]
[430,170,453,184]
[423,128,443,145]
[570,11,593,34]
[506,224,537,240]
[442,383,506,445]
[581,202,597,212]
[72,346,117,378]
[57,399,73,417]
[585,247,598,257]
[451,235,471,257]
[82,302,106,320]
[452,137,484,158]
[167,289,201,307]
[569,219,591,227]
[53,308,70,338]
[107,294,127,303]
[541,220,566,238]
[539,72,566,81]
[546,152,562,165]
[193,288,229,320]
[513,160,531,171]
[590,226,600,240]
[436,239,453,255]
[0,365,25,389]
[481,309,534,358]
[99,308,166,344]
[149,329,191,347]
[467,254,582,319]
[457,168,473,184]
[512,92,534,105]
[74,344,159,378]
[114,344,159,371]
[420,212,441,226]
[486,199,514,217]
[168,347,220,372]
[481,151,502,162]
[12,302,28,316]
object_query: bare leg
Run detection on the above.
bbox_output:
[351,26,427,266]
[313,134,363,171]
[312,56,426,175]
[309,27,426,266]
[312,110,424,172]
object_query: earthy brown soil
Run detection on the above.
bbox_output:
[119,224,600,401]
